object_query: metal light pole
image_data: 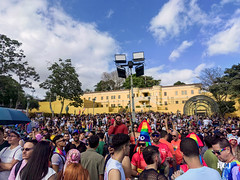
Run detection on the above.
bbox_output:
[115,52,145,123]
[93,97,96,116]
[148,96,150,111]
[26,97,30,117]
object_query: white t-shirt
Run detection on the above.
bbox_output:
[176,166,221,180]
[0,145,22,179]
[104,158,125,180]
[51,153,65,172]
[15,167,56,180]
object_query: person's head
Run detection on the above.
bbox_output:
[212,138,232,162]
[228,136,238,147]
[79,132,85,140]
[204,136,214,149]
[97,132,104,140]
[231,129,237,136]
[171,130,179,141]
[43,128,48,135]
[64,133,70,142]
[180,138,199,160]
[53,135,67,148]
[63,163,89,180]
[72,132,79,142]
[160,130,168,139]
[20,141,51,180]
[88,131,95,137]
[151,131,160,143]
[112,133,130,156]
[115,114,122,125]
[8,130,21,146]
[133,123,138,132]
[88,135,99,149]
[22,140,38,160]
[142,145,161,166]
[64,149,81,171]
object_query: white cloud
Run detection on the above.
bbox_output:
[145,63,207,85]
[149,0,208,43]
[220,0,240,5]
[169,40,193,61]
[0,0,119,98]
[106,9,114,18]
[206,9,240,56]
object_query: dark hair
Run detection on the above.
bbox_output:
[97,132,104,140]
[152,131,160,136]
[0,128,4,134]
[53,135,63,144]
[204,136,214,148]
[160,130,167,138]
[20,141,51,180]
[90,131,95,135]
[180,138,199,157]
[72,132,79,136]
[116,114,122,118]
[25,139,38,146]
[10,130,20,138]
[142,145,159,165]
[88,135,99,148]
[212,138,232,153]
[112,133,130,151]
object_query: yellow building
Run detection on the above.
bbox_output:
[33,83,205,115]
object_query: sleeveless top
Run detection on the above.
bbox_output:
[104,158,125,180]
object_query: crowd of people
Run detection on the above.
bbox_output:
[0,112,240,180]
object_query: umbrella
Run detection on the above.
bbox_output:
[0,107,31,125]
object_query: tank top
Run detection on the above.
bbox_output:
[104,158,125,180]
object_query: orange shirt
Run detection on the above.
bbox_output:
[159,138,175,156]
[171,139,183,165]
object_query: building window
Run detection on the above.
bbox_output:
[118,95,121,99]
[164,101,168,105]
[181,90,187,95]
[175,91,178,95]
[106,104,108,107]
[127,94,130,98]
[164,92,167,96]
[182,100,185,104]
[175,101,179,104]
[199,90,201,94]
[88,97,91,100]
[101,96,103,100]
[111,104,115,107]
[111,96,115,99]
[191,90,194,94]
[106,96,108,100]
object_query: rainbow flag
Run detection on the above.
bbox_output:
[186,133,203,147]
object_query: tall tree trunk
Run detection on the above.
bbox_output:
[49,94,54,118]
[60,99,64,116]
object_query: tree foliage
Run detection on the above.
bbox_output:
[198,67,223,90]
[208,64,240,117]
[95,80,116,92]
[40,59,83,115]
[173,81,186,86]
[0,34,40,108]
[122,74,160,89]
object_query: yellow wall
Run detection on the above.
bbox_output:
[32,83,212,115]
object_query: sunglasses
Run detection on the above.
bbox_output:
[232,132,236,133]
[172,135,177,137]
[133,126,138,128]
[57,139,67,143]
[138,143,146,147]
[21,148,34,152]
[8,135,18,138]
[152,134,160,137]
[212,148,226,155]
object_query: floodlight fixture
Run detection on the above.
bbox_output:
[133,52,144,62]
[117,67,126,78]
[136,65,144,77]
[115,54,126,64]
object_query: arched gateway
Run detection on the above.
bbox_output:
[183,95,219,116]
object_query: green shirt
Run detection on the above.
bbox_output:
[203,149,221,175]
[81,148,105,180]
[96,141,105,155]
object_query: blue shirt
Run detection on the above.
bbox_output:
[176,166,221,180]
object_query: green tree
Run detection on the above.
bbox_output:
[94,80,116,92]
[0,75,24,108]
[173,81,186,86]
[40,59,83,115]
[0,34,40,108]
[122,74,160,89]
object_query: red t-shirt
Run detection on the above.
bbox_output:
[131,152,147,173]
[152,142,173,164]
[171,139,183,165]
[108,123,128,135]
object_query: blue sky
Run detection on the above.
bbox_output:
[1,0,240,98]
